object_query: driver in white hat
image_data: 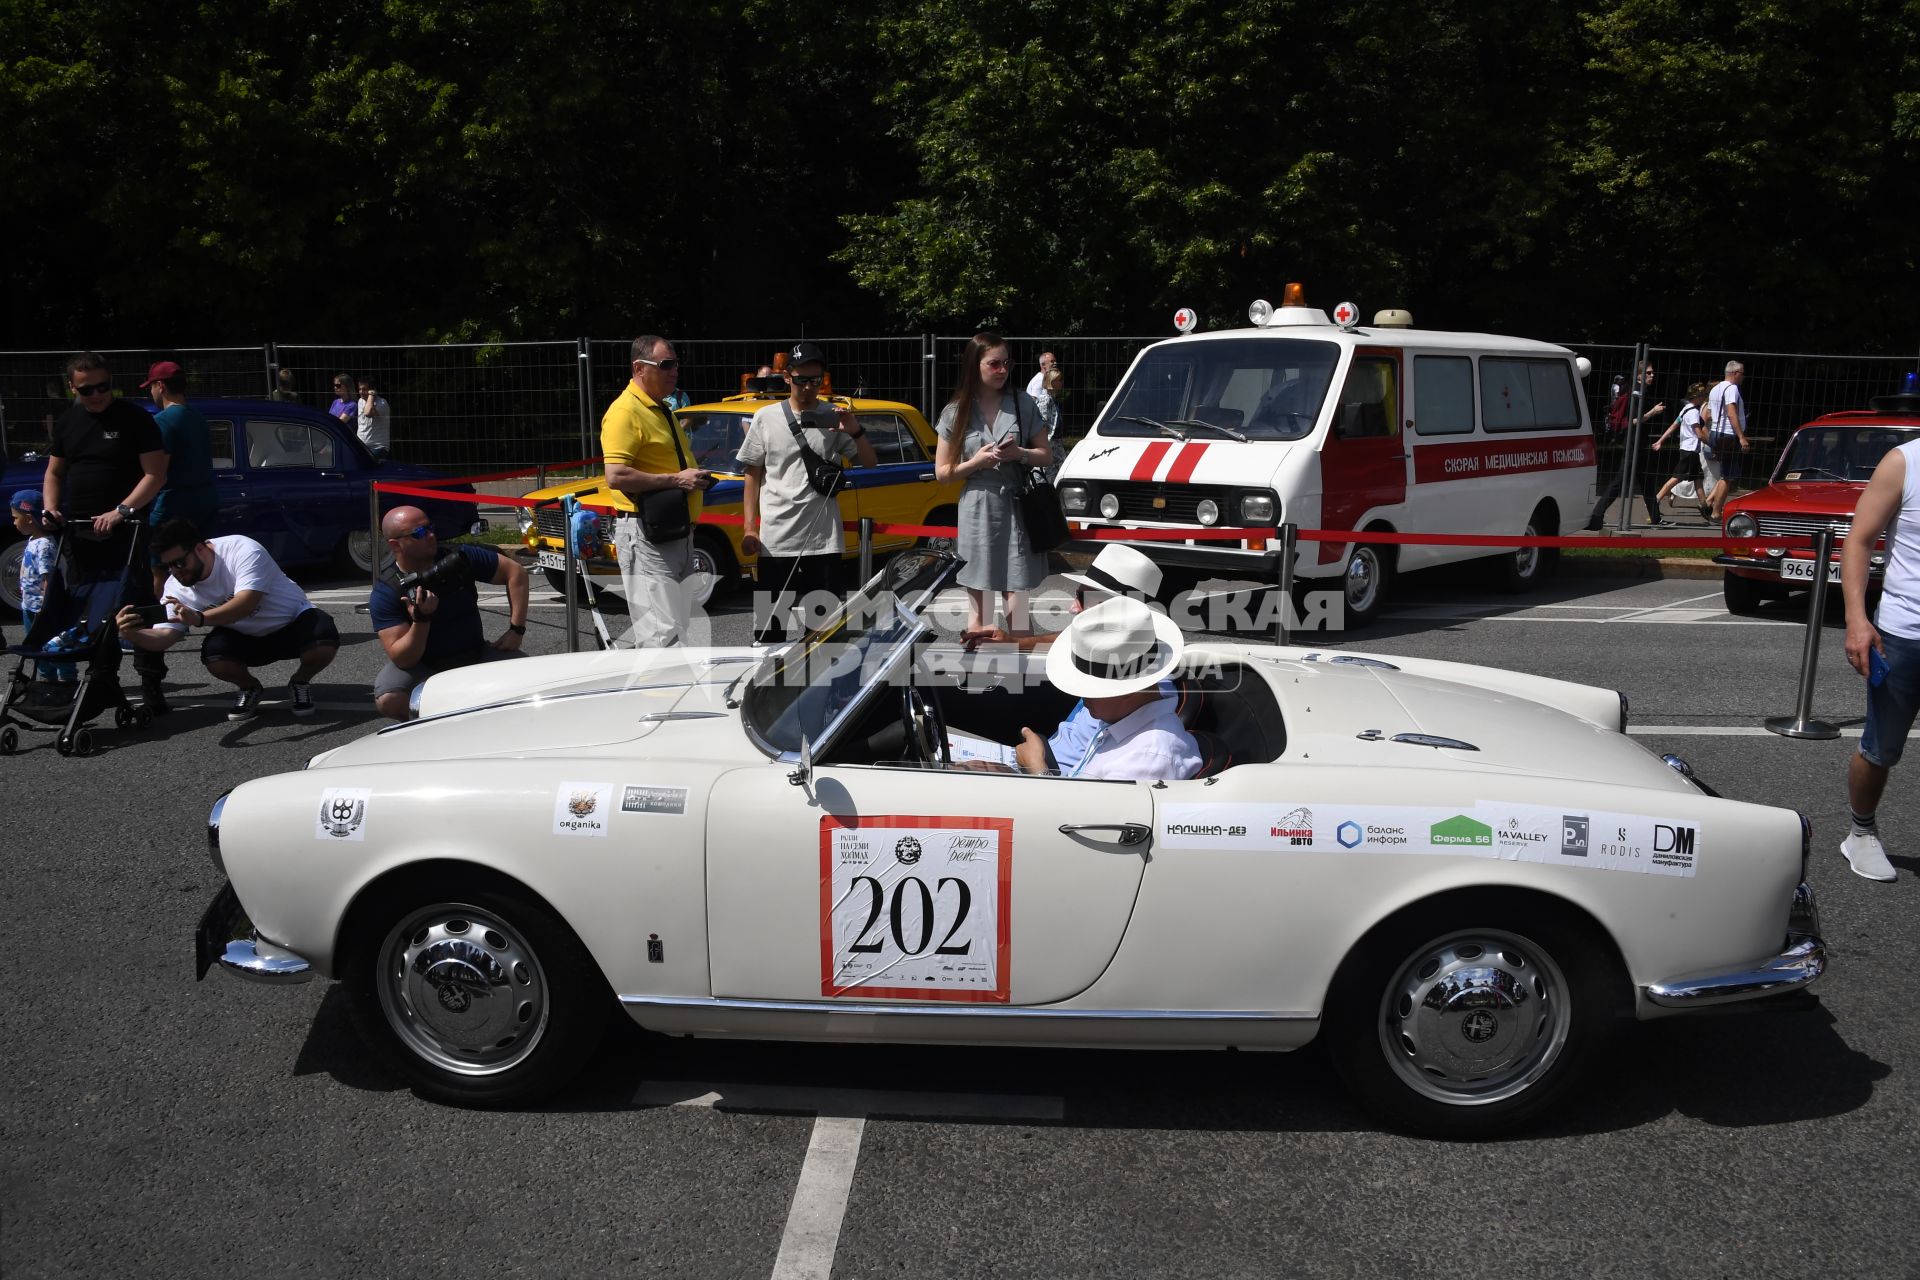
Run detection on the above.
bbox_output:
[1011,595,1202,780]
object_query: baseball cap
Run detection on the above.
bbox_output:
[788,341,828,369]
[10,488,44,516]
[139,360,183,389]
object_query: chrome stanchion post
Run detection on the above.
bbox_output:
[1765,526,1840,740]
[1274,523,1297,647]
[859,516,874,585]
[357,481,381,614]
[560,503,581,654]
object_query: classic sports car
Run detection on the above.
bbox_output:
[514,392,962,598]
[197,553,1825,1137]
[0,399,478,612]
[1713,398,1920,614]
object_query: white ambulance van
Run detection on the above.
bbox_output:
[1055,287,1597,623]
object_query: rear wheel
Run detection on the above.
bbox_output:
[1324,897,1619,1138]
[917,505,960,556]
[337,530,394,576]
[345,873,611,1106]
[0,538,24,614]
[691,529,735,605]
[1496,505,1555,593]
[1340,540,1393,628]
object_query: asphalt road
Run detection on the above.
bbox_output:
[4,560,1915,1279]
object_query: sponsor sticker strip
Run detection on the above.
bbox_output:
[1159,802,1698,877]
[820,815,1013,1002]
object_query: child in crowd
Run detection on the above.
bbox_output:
[10,489,74,682]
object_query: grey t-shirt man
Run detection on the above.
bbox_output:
[738,403,858,556]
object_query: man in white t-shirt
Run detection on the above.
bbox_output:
[739,341,877,644]
[1703,361,1750,520]
[114,519,340,721]
[356,376,392,459]
[1025,350,1064,458]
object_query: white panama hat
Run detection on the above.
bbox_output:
[1045,595,1186,698]
[1061,543,1164,604]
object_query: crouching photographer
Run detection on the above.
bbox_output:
[370,505,529,721]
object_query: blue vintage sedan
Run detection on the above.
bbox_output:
[1,399,479,613]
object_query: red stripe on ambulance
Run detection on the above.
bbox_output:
[1130,441,1173,481]
[1412,437,1597,484]
[1164,442,1209,483]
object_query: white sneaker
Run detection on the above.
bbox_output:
[1840,831,1897,882]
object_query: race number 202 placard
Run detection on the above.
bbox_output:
[819,815,1013,1002]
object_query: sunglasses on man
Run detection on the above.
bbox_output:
[159,546,201,573]
[391,523,434,541]
[73,381,112,397]
[636,357,681,371]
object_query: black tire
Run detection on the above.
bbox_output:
[1722,571,1765,616]
[114,705,133,729]
[1323,895,1621,1139]
[336,529,394,577]
[70,728,94,757]
[1495,507,1554,593]
[0,538,24,614]
[1339,539,1393,629]
[918,506,960,556]
[0,725,16,755]
[343,871,611,1107]
[692,529,738,603]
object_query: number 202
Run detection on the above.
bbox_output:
[848,875,972,956]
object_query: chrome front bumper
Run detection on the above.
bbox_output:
[195,882,314,984]
[1643,881,1826,1009]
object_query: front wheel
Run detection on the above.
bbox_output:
[1324,901,1618,1138]
[1722,570,1766,616]
[0,538,24,613]
[345,876,610,1106]
[1340,541,1392,628]
[337,529,394,576]
[690,530,734,606]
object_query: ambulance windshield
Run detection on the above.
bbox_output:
[1098,338,1342,441]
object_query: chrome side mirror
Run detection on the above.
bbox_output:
[787,734,813,793]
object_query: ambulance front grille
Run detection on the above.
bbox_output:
[1097,483,1246,525]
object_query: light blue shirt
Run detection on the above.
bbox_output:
[1049,682,1177,767]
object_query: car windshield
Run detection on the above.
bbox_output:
[740,551,959,755]
[682,411,749,471]
[1776,426,1920,483]
[1095,337,1343,442]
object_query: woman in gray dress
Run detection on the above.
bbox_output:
[934,331,1052,636]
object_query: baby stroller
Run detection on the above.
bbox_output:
[2,521,153,757]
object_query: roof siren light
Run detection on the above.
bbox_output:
[1331,301,1359,329]
[1280,282,1309,308]
[1247,299,1273,327]
[1372,309,1413,328]
[1574,357,1593,380]
[1173,307,1199,334]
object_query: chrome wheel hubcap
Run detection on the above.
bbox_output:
[1345,549,1380,612]
[1514,524,1541,578]
[377,904,549,1076]
[1379,929,1570,1105]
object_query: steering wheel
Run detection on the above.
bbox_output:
[900,681,950,765]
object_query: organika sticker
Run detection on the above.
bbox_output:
[553,782,614,838]
[316,788,372,841]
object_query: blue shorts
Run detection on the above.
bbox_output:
[1860,627,1920,768]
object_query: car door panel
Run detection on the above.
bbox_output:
[705,764,1152,1005]
[849,413,939,552]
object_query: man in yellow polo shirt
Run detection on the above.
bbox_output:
[602,334,710,646]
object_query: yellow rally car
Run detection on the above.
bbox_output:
[516,393,962,597]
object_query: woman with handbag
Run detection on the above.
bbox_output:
[934,331,1053,638]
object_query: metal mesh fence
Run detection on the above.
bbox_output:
[6,335,1914,477]
[276,341,583,473]
[0,345,269,462]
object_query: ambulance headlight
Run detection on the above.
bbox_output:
[1725,513,1757,538]
[1195,499,1221,526]
[1240,494,1276,523]
[1098,493,1121,520]
[1058,482,1090,514]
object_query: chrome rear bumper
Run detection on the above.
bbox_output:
[1643,932,1826,1009]
[195,882,313,984]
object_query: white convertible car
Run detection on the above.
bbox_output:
[198,553,1824,1137]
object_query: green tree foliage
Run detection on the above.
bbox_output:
[2,0,1916,348]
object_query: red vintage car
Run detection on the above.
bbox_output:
[1713,401,1920,614]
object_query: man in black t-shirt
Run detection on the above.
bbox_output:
[42,352,173,711]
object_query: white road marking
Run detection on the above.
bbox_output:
[1605,589,1724,623]
[771,1117,865,1280]
[634,1081,1063,1280]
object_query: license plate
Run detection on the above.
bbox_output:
[536,550,567,570]
[1780,558,1840,583]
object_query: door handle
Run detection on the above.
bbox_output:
[1058,822,1152,846]
[917,472,936,482]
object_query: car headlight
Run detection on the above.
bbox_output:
[1725,513,1757,538]
[1098,493,1121,520]
[1240,493,1276,523]
[516,507,535,534]
[1059,483,1089,514]
[1195,498,1220,526]
[208,791,229,875]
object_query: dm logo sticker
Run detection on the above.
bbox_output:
[315,788,372,842]
[553,782,614,838]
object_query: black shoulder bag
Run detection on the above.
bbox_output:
[1011,394,1070,553]
[637,405,694,540]
[783,402,849,499]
